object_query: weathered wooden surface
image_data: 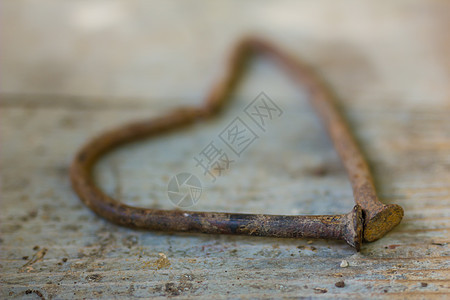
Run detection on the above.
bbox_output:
[1,0,449,299]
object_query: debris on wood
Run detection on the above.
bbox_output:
[20,248,48,273]
[340,260,349,268]
[335,281,345,288]
[313,288,328,294]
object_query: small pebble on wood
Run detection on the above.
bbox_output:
[335,281,345,288]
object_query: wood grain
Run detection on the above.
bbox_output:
[1,0,449,298]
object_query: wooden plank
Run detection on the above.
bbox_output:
[1,0,449,298]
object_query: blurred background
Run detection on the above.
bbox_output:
[1,1,449,298]
[1,0,449,108]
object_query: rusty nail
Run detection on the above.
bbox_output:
[70,37,403,251]
[225,38,404,242]
[73,146,363,250]
[70,107,362,249]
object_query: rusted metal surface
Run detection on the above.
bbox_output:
[209,38,404,243]
[69,38,400,251]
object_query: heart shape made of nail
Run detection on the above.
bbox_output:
[70,37,403,251]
